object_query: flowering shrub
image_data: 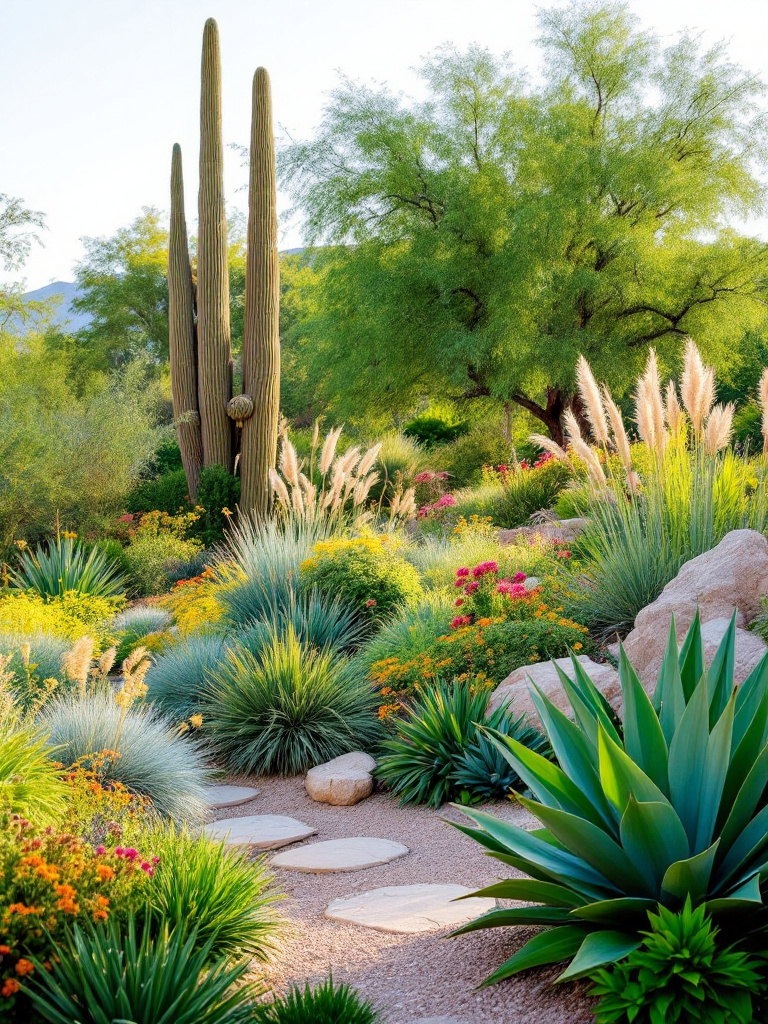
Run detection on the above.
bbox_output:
[300,536,422,622]
[0,592,117,646]
[122,511,203,598]
[475,457,573,528]
[0,814,155,1020]
[160,568,223,636]
[417,492,456,520]
[413,470,451,507]
[62,752,154,849]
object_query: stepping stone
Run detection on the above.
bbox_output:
[305,751,376,806]
[272,837,409,873]
[325,883,495,933]
[411,1018,465,1024]
[205,784,259,809]
[204,815,316,850]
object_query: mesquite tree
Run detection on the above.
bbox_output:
[168,19,280,514]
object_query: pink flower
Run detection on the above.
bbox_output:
[122,848,139,862]
[472,561,498,578]
[513,572,527,583]
[450,615,472,629]
[151,856,161,864]
[456,567,470,578]
[496,579,513,594]
[509,584,528,598]
[557,550,572,558]
[414,471,435,483]
[114,847,124,858]
[455,598,464,607]
[465,581,479,594]
[454,578,465,588]
[95,846,106,856]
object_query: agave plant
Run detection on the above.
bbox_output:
[453,611,768,984]
[11,536,126,600]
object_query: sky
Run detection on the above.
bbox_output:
[3,0,768,289]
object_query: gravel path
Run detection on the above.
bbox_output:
[211,775,596,1024]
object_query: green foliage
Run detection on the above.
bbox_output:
[431,427,512,487]
[0,719,66,822]
[452,711,550,802]
[25,916,257,1024]
[112,604,174,662]
[145,633,229,720]
[145,826,281,961]
[0,633,69,687]
[252,975,381,1024]
[122,512,204,597]
[126,468,191,515]
[370,431,423,500]
[280,10,768,435]
[194,465,241,545]
[403,413,469,448]
[300,537,423,623]
[568,445,768,633]
[205,627,381,776]
[452,615,768,985]
[11,536,125,600]
[377,680,538,807]
[355,591,455,677]
[590,899,763,1024]
[0,591,118,645]
[39,692,210,823]
[481,461,573,528]
[238,589,368,658]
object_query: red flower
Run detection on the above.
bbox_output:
[365,599,377,607]
[557,550,572,558]
[513,572,527,583]
[455,598,464,607]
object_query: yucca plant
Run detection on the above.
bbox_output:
[204,626,381,776]
[11,536,126,600]
[24,916,258,1024]
[452,714,551,802]
[252,975,381,1024]
[453,612,768,984]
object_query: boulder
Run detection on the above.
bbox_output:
[498,517,588,547]
[488,656,621,725]
[305,751,376,806]
[621,530,768,686]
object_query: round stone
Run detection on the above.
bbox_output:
[205,785,259,809]
[324,883,495,933]
[272,837,409,873]
[204,814,316,850]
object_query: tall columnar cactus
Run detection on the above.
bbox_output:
[239,67,281,516]
[196,17,233,471]
[168,144,204,501]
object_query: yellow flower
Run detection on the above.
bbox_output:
[189,714,203,729]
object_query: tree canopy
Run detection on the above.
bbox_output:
[280,1,768,440]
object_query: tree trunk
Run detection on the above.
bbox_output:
[240,68,281,517]
[168,144,204,500]
[197,18,233,471]
[510,388,591,446]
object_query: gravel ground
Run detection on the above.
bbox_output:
[211,775,596,1024]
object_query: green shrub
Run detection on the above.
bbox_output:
[145,827,281,961]
[0,719,67,822]
[113,604,174,662]
[145,633,229,720]
[123,533,203,597]
[194,464,241,545]
[217,516,327,627]
[481,460,573,528]
[451,614,768,985]
[238,590,368,658]
[11,536,126,600]
[431,426,512,486]
[205,627,381,776]
[403,413,469,448]
[355,592,455,677]
[369,431,422,501]
[253,975,381,1024]
[405,528,553,591]
[376,680,538,808]
[39,692,210,823]
[300,536,422,623]
[453,713,550,802]
[126,468,191,515]
[589,899,763,1024]
[0,592,117,648]
[25,917,258,1024]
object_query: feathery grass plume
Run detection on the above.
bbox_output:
[62,636,95,694]
[319,425,343,475]
[601,386,632,477]
[704,402,735,455]
[561,409,606,487]
[358,442,383,478]
[269,468,291,508]
[279,435,300,487]
[529,434,571,464]
[680,339,716,434]
[336,446,361,477]
[635,349,667,455]
[665,379,686,435]
[96,646,117,681]
[575,355,609,446]
[758,368,768,455]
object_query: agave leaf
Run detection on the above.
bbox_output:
[556,930,641,982]
[706,612,737,726]
[598,723,671,816]
[620,648,670,794]
[529,687,617,829]
[717,804,768,887]
[619,797,690,893]
[480,926,587,985]
[704,873,763,915]
[718,738,768,857]
[678,609,704,702]
[477,728,610,828]
[694,693,735,852]
[570,896,658,925]
[462,879,584,907]
[455,807,615,896]
[718,692,768,836]
[448,820,515,857]
[654,616,685,740]
[517,797,648,896]
[451,905,573,934]
[733,653,768,746]
[661,840,719,902]
[667,675,710,845]
[552,663,601,746]
[569,654,623,743]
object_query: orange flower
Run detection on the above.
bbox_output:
[14,959,34,976]
[96,864,115,882]
[96,895,109,908]
[92,909,109,922]
[1,978,20,997]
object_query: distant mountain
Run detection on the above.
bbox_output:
[22,281,91,332]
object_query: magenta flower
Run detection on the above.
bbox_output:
[114,847,124,858]
[465,581,479,594]
[95,845,106,856]
[456,567,470,578]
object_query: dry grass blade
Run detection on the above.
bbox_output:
[665,380,685,435]
[358,441,383,478]
[269,468,291,508]
[279,436,300,487]
[680,339,714,434]
[563,408,584,444]
[319,425,343,476]
[576,355,609,446]
[635,349,667,455]
[602,386,632,476]
[571,435,607,488]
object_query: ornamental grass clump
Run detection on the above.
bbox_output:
[205,627,381,776]
[453,612,768,985]
[10,536,126,601]
[0,718,67,823]
[252,974,381,1024]
[145,633,230,720]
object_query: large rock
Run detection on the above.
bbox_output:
[488,656,620,724]
[305,751,376,806]
[498,518,588,547]
[622,530,768,686]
